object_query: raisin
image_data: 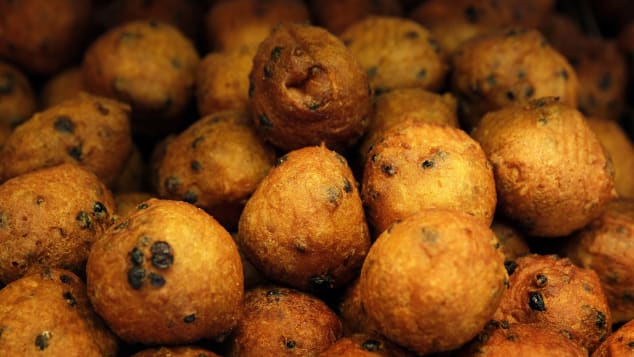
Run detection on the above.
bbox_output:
[598,73,612,91]
[506,334,518,341]
[381,163,396,176]
[367,66,378,78]
[286,340,296,349]
[506,91,516,101]
[137,203,149,210]
[59,275,72,284]
[264,64,273,78]
[248,75,255,98]
[538,117,548,125]
[63,291,77,307]
[416,69,427,79]
[54,116,74,133]
[274,155,288,166]
[183,191,198,204]
[266,289,283,302]
[517,69,526,80]
[129,247,144,266]
[149,272,165,287]
[259,114,273,128]
[524,86,534,98]
[150,241,174,269]
[504,260,518,275]
[404,31,419,39]
[170,58,182,69]
[127,267,145,289]
[535,274,547,287]
[76,211,92,230]
[148,20,158,28]
[421,160,434,169]
[485,74,496,86]
[183,314,196,323]
[528,291,546,311]
[95,102,109,115]
[362,340,380,351]
[628,341,634,348]
[428,38,440,53]
[596,311,606,330]
[558,69,569,80]
[326,187,342,205]
[306,101,321,110]
[310,274,335,291]
[270,46,283,61]
[191,136,204,149]
[190,160,201,173]
[68,146,82,161]
[35,331,51,350]
[464,5,478,23]
[35,196,45,205]
[420,227,439,243]
[93,202,107,218]
[371,154,379,163]
[343,178,352,193]
[0,72,15,95]
[164,176,180,193]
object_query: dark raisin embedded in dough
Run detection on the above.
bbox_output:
[362,340,380,351]
[558,69,569,80]
[191,136,204,149]
[266,289,283,302]
[259,114,273,128]
[310,274,335,291]
[0,72,15,95]
[506,90,516,101]
[149,272,165,287]
[76,211,92,230]
[93,202,107,218]
[270,46,283,61]
[535,274,548,287]
[95,101,109,115]
[486,74,496,86]
[286,340,296,349]
[529,291,546,311]
[421,160,434,169]
[183,314,196,323]
[598,73,612,91]
[596,310,606,330]
[464,5,478,23]
[59,275,72,284]
[428,38,440,53]
[404,31,419,39]
[164,176,180,193]
[343,178,352,193]
[628,341,634,348]
[68,146,82,161]
[417,69,427,79]
[183,191,198,204]
[129,247,144,266]
[137,202,149,210]
[326,187,342,205]
[264,64,273,78]
[63,291,77,307]
[517,69,526,80]
[150,241,174,269]
[524,86,534,98]
[35,331,51,350]
[504,260,518,275]
[274,155,288,166]
[170,57,182,69]
[190,160,201,173]
[54,116,74,133]
[127,266,145,289]
[367,66,378,78]
[381,163,396,176]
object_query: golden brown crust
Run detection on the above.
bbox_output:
[362,121,496,234]
[586,117,634,199]
[459,323,586,356]
[131,346,219,357]
[0,163,115,284]
[86,198,243,344]
[41,67,85,108]
[227,286,342,357]
[114,191,154,218]
[492,254,611,352]
[0,0,92,74]
[0,269,118,356]
[156,111,275,230]
[249,23,371,151]
[0,61,36,127]
[564,199,634,323]
[491,220,530,261]
[592,319,634,357]
[318,333,415,357]
[237,145,370,292]
[82,20,200,134]
[451,28,578,129]
[0,93,133,187]
[309,0,402,35]
[196,46,256,117]
[339,16,447,93]
[360,208,508,355]
[205,0,309,51]
[472,97,616,237]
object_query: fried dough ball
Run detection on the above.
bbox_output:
[491,219,530,261]
[196,46,256,117]
[82,21,200,135]
[338,279,378,335]
[452,28,578,129]
[0,0,92,74]
[112,144,147,193]
[458,322,586,356]
[492,254,611,352]
[586,117,634,199]
[358,88,458,167]
[362,121,496,234]
[540,13,585,59]
[156,111,275,230]
[114,191,154,218]
[318,333,415,357]
[572,38,627,121]
[131,346,219,357]
[592,319,634,357]
[41,67,85,108]
[115,0,202,38]
[309,0,402,35]
[86,198,243,344]
[0,269,118,356]
[0,163,114,284]
[410,0,514,55]
[360,208,508,355]
[238,145,370,292]
[205,0,309,51]
[0,93,133,187]
[250,23,371,151]
[472,97,616,237]
[339,16,447,94]
[226,286,342,357]
[0,61,36,127]
[564,199,634,323]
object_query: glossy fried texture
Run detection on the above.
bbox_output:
[491,219,530,261]
[0,61,37,127]
[309,0,402,34]
[82,21,200,135]
[131,346,219,357]
[586,117,634,199]
[41,67,85,108]
[564,199,634,323]
[360,208,508,355]
[0,269,118,357]
[458,322,586,356]
[339,16,446,93]
[318,332,415,357]
[238,145,370,292]
[358,89,458,162]
[362,121,496,234]
[156,111,275,230]
[196,46,256,117]
[86,199,243,344]
[0,0,91,74]
[227,286,342,357]
[452,28,578,129]
[592,319,634,357]
[0,93,133,186]
[0,164,114,284]
[205,0,309,51]
[492,254,611,352]
[472,97,616,237]
[250,23,371,151]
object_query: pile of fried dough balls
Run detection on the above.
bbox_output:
[2,0,634,356]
